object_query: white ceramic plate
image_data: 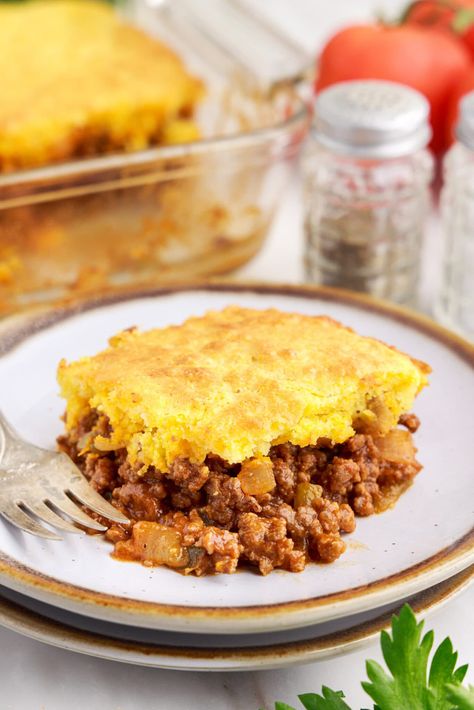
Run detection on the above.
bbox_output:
[0,284,472,634]
[0,566,471,671]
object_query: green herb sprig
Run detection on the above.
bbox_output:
[269,605,474,710]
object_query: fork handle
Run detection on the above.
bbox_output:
[0,411,46,472]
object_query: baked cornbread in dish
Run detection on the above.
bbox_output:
[0,0,202,172]
[57,306,430,575]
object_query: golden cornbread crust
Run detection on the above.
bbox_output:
[0,0,203,172]
[58,306,429,473]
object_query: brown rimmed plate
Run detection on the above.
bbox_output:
[0,283,472,634]
[0,566,471,671]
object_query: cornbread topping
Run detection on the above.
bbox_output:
[0,0,202,172]
[57,306,430,575]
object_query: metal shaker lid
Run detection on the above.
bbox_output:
[456,91,474,150]
[313,80,431,159]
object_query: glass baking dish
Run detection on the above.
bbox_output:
[0,1,311,316]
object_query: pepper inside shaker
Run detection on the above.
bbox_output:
[303,80,434,305]
[437,91,474,341]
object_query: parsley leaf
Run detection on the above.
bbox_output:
[271,603,472,710]
[362,605,470,710]
[298,688,352,709]
[362,604,434,709]
[428,637,468,709]
[445,684,474,710]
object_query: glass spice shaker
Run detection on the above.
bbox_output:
[303,80,434,305]
[437,92,474,340]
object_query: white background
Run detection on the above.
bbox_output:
[1,1,472,708]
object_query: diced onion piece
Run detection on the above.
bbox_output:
[374,429,416,463]
[93,435,117,452]
[77,432,92,452]
[115,522,189,568]
[294,482,323,508]
[370,397,394,433]
[355,397,394,435]
[238,457,276,496]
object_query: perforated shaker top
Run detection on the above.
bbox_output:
[313,80,431,158]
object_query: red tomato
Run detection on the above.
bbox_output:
[402,0,474,32]
[445,66,474,145]
[461,21,474,57]
[402,0,474,58]
[316,24,471,153]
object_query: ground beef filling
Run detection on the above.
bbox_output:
[58,413,421,576]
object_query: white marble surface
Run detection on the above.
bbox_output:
[0,1,472,708]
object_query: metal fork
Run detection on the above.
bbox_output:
[0,412,129,540]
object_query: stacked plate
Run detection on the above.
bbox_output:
[0,284,472,671]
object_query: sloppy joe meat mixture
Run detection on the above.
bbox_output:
[58,412,421,576]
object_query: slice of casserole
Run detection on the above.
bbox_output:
[0,0,203,172]
[58,306,430,575]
